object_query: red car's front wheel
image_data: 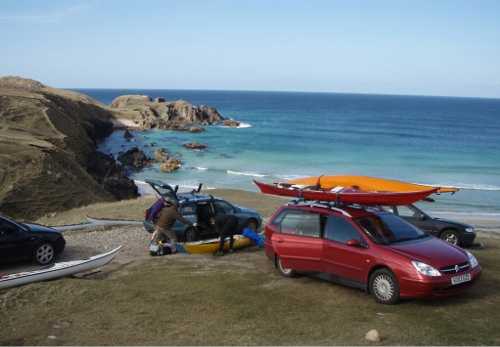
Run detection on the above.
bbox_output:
[369,268,400,304]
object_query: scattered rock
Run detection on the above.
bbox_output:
[160,158,182,173]
[123,129,134,141]
[154,97,166,103]
[117,148,152,169]
[183,142,208,150]
[154,148,170,162]
[189,126,204,133]
[223,119,240,127]
[365,329,381,342]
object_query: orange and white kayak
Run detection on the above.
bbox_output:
[254,180,439,206]
[288,175,458,194]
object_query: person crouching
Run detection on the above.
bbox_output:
[213,214,239,256]
[151,197,193,254]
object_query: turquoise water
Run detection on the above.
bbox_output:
[78,89,500,216]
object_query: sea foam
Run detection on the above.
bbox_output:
[219,122,252,129]
[226,170,267,178]
[416,182,500,191]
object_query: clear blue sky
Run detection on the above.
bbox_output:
[1,0,499,98]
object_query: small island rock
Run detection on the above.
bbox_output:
[160,158,182,173]
[154,148,170,162]
[189,126,204,133]
[110,95,227,131]
[183,142,208,150]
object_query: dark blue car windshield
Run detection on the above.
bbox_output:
[355,213,427,244]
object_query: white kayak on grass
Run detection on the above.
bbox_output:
[85,216,143,226]
[51,217,142,232]
[0,246,122,290]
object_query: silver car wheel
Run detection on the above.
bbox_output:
[35,243,55,265]
[444,233,459,245]
[373,274,394,301]
[277,257,293,276]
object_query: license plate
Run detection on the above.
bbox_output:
[451,273,471,285]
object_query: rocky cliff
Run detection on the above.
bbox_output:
[0,76,138,219]
[110,95,224,130]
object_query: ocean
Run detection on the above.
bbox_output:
[76,89,500,218]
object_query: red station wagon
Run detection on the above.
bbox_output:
[265,202,481,304]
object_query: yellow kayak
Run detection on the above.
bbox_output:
[181,235,253,254]
[288,175,458,194]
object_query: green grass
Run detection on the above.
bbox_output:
[10,191,500,345]
[1,239,500,346]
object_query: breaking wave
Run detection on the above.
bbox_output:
[416,182,500,191]
[236,122,252,128]
[226,170,267,178]
[218,122,252,129]
[275,174,306,180]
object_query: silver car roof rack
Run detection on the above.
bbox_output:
[286,199,353,218]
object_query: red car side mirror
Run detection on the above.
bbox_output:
[346,239,361,247]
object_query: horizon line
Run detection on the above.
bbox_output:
[68,86,500,101]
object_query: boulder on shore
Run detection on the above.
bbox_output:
[183,142,208,150]
[117,147,152,169]
[160,158,182,173]
[365,329,381,343]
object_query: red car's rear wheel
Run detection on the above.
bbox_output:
[276,255,296,277]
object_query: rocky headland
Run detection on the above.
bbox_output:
[0,76,139,219]
[110,95,225,131]
[0,76,231,219]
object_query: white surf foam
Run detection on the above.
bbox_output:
[218,122,252,129]
[226,170,267,178]
[193,166,208,171]
[432,211,500,218]
[236,122,252,128]
[275,174,306,180]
